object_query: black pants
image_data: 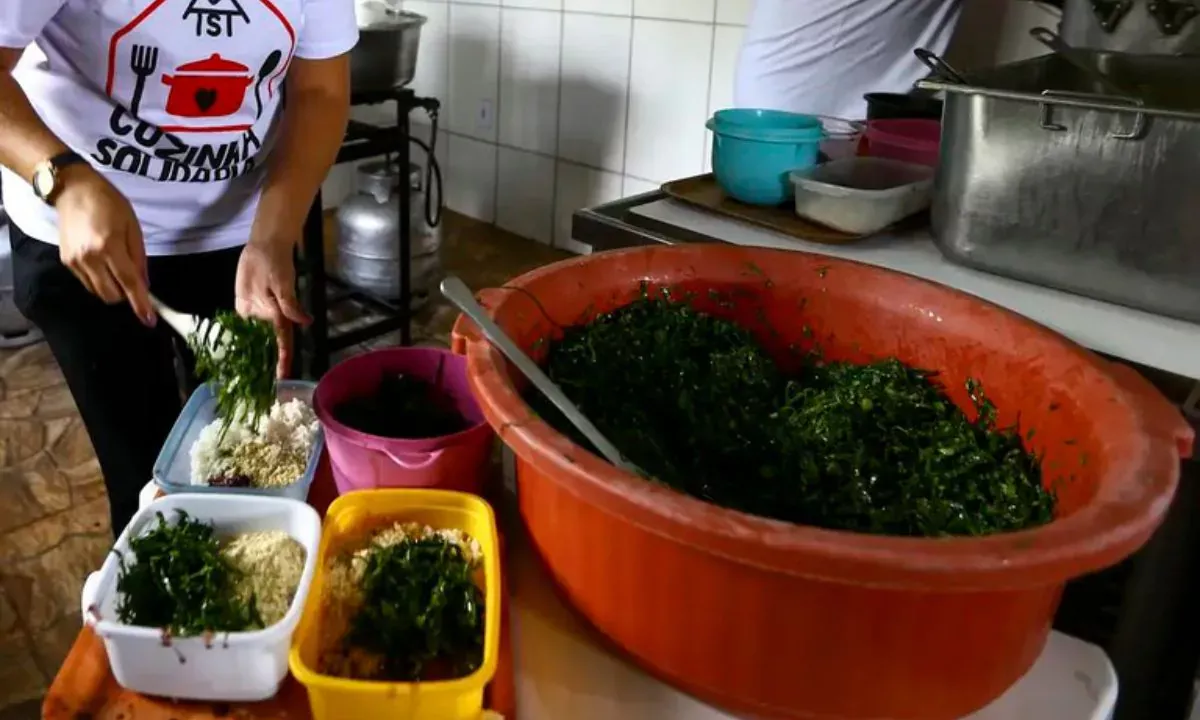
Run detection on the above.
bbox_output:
[10,222,241,534]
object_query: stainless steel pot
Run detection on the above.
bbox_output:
[919,50,1200,323]
[350,10,426,93]
[335,160,441,303]
[1061,0,1199,54]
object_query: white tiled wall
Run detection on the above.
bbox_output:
[386,0,754,252]
[324,0,1058,252]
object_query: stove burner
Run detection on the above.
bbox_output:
[1147,0,1199,35]
[1089,0,1134,32]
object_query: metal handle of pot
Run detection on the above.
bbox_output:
[1038,88,1148,139]
[918,77,1200,122]
[913,48,967,84]
[1185,382,1200,421]
[380,447,445,470]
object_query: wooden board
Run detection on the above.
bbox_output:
[42,456,517,720]
[660,174,866,245]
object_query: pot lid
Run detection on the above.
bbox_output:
[174,53,250,73]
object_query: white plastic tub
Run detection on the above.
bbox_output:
[80,494,322,702]
[790,157,934,235]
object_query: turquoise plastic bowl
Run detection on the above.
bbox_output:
[711,108,823,138]
[707,111,824,206]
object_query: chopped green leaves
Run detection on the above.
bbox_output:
[114,510,263,635]
[346,537,485,681]
[191,310,278,431]
[530,289,1055,538]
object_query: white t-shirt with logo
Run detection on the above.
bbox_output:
[734,0,963,121]
[0,0,359,256]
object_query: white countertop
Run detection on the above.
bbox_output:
[630,199,1200,383]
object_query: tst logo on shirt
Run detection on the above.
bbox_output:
[182,0,251,38]
[89,0,297,184]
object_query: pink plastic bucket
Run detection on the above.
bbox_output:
[863,119,941,168]
[313,347,495,496]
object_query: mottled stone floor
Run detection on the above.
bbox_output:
[0,211,569,718]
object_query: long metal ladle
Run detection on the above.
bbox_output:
[439,276,643,476]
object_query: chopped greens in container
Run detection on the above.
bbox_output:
[333,373,468,439]
[115,510,263,636]
[319,523,485,682]
[113,511,305,637]
[530,288,1055,538]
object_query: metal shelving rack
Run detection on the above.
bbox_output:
[295,86,439,378]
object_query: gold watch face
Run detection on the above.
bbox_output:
[32,164,56,202]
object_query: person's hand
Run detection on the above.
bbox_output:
[55,166,155,326]
[235,238,311,379]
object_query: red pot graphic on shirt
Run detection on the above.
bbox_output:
[107,0,296,133]
[160,54,254,118]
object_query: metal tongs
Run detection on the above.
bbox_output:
[1028,27,1140,99]
[914,30,1143,101]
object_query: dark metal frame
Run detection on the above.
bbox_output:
[296,87,440,378]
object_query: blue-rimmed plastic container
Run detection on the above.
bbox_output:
[710,108,823,137]
[153,380,324,501]
[707,108,824,206]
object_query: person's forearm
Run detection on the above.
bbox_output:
[0,52,71,181]
[250,56,351,248]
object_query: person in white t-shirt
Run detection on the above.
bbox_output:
[734,0,964,120]
[0,1,358,533]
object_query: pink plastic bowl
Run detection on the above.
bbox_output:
[863,119,942,168]
[313,347,495,496]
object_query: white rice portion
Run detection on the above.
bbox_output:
[190,398,320,488]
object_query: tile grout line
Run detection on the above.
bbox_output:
[492,4,503,225]
[436,1,742,218]
[549,5,567,248]
[703,7,718,175]
[438,0,747,28]
[440,0,451,149]
[619,12,635,188]
[439,127,664,187]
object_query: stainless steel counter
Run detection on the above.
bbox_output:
[572,192,1200,389]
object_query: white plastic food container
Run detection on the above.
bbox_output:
[790,157,934,235]
[80,494,322,702]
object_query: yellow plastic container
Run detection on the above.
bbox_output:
[289,489,501,720]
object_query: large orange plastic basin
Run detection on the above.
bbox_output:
[451,245,1193,719]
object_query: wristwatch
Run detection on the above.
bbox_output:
[31,151,88,205]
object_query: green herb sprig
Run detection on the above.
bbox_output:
[345,537,484,681]
[114,510,263,636]
[191,310,278,430]
[530,289,1055,538]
